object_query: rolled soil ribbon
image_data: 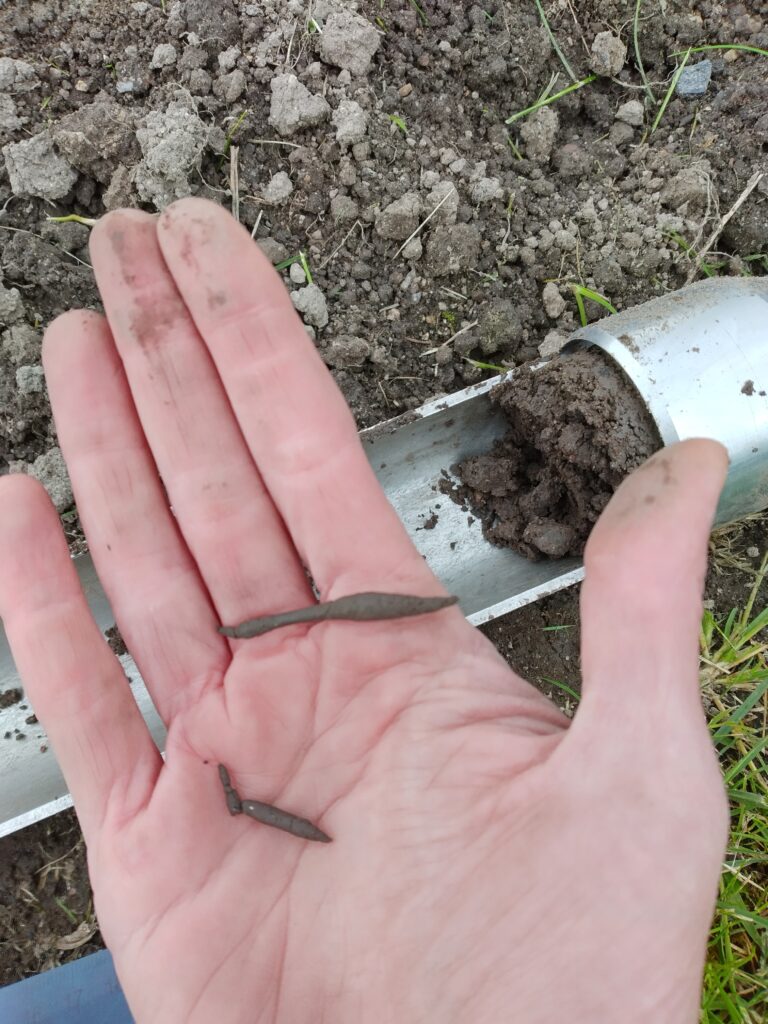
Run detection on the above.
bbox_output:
[219,592,459,639]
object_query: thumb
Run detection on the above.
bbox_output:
[575,438,728,732]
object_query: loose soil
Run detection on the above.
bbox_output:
[1,0,767,988]
[450,348,662,559]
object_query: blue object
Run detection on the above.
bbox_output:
[676,59,713,98]
[0,949,133,1023]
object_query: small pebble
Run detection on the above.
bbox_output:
[615,100,645,127]
[676,60,712,98]
[401,236,423,261]
[289,261,306,285]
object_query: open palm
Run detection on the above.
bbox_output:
[0,200,729,1023]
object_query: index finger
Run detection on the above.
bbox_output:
[157,198,440,598]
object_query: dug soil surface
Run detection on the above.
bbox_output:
[451,348,662,559]
[1,0,767,986]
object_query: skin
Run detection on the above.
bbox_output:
[0,198,729,1024]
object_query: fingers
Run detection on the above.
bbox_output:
[87,209,313,629]
[0,475,161,840]
[43,309,228,721]
[156,198,440,598]
[576,439,729,727]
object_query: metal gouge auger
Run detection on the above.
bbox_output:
[1,276,767,837]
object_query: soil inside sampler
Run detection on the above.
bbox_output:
[451,348,663,559]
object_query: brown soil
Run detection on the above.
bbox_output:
[0,811,100,986]
[451,348,662,559]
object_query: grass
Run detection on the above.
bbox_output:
[670,44,768,60]
[220,108,249,167]
[53,896,78,926]
[46,214,98,227]
[743,254,768,275]
[464,357,509,374]
[650,48,691,134]
[569,284,617,326]
[506,74,597,124]
[533,0,578,84]
[407,0,429,26]
[542,675,581,704]
[275,250,313,284]
[667,231,768,280]
[388,113,408,134]
[699,555,768,1022]
[633,0,656,103]
[667,230,725,278]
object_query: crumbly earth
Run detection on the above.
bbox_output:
[1,0,767,986]
[452,349,663,559]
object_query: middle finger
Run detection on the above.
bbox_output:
[89,209,313,627]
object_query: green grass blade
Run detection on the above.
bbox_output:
[570,284,617,326]
[727,789,768,811]
[573,289,587,326]
[723,606,740,637]
[633,0,656,102]
[651,49,691,135]
[722,733,768,785]
[46,214,98,227]
[407,0,429,26]
[670,43,768,59]
[542,676,581,703]
[701,608,717,648]
[506,74,597,124]
[534,0,578,83]
[575,286,617,314]
[716,900,768,934]
[712,676,768,743]
[733,606,768,645]
[54,896,78,924]
[464,358,509,373]
[299,250,313,285]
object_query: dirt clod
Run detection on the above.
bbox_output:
[450,349,662,560]
[319,10,381,76]
[590,31,627,77]
[3,131,77,200]
[0,688,22,710]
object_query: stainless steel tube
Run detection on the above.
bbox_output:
[564,276,768,524]
[2,277,767,836]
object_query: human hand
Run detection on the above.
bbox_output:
[0,199,728,1023]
